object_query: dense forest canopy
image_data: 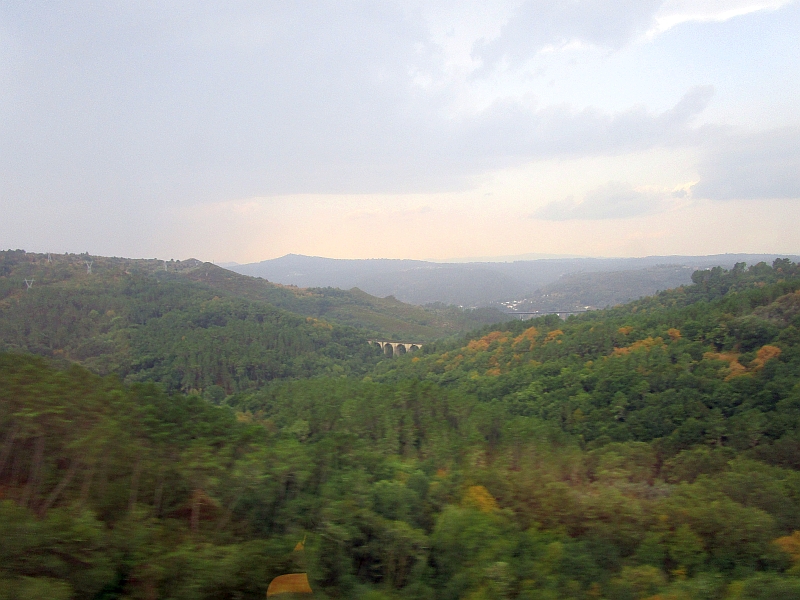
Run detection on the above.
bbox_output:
[0,251,504,396]
[0,250,505,337]
[2,257,800,599]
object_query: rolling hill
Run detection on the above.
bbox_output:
[0,250,506,392]
[231,253,800,307]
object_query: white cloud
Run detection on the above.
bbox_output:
[472,0,663,72]
[470,0,797,74]
[652,0,795,35]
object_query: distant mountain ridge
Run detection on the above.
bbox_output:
[231,253,800,307]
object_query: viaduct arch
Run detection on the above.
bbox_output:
[368,340,423,357]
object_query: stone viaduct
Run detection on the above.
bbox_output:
[368,340,424,357]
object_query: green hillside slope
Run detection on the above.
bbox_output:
[1,251,506,347]
[0,251,383,390]
[511,264,696,312]
[175,261,508,340]
[374,259,800,456]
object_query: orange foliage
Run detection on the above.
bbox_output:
[667,328,681,341]
[464,485,498,513]
[545,329,563,343]
[751,345,782,370]
[267,573,313,596]
[467,331,508,351]
[485,368,501,376]
[613,337,664,356]
[513,326,538,347]
[618,326,634,335]
[704,345,780,380]
[703,352,747,380]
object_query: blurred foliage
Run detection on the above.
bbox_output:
[1,257,800,598]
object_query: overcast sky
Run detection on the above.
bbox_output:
[2,1,799,262]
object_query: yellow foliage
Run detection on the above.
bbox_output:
[411,357,420,363]
[618,326,634,335]
[444,354,464,372]
[775,531,800,563]
[704,352,748,380]
[751,345,782,370]
[703,346,780,380]
[667,328,681,340]
[545,329,564,343]
[235,411,253,423]
[613,337,664,356]
[304,316,333,329]
[267,573,313,596]
[467,331,508,351]
[513,326,538,347]
[485,367,501,376]
[464,485,498,513]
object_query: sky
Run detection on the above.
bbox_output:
[1,1,799,262]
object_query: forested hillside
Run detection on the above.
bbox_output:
[0,251,502,393]
[0,251,382,392]
[374,259,800,456]
[173,257,508,338]
[2,258,800,599]
[510,265,696,312]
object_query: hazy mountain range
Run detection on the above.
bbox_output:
[229,253,800,309]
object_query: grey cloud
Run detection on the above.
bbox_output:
[533,181,675,220]
[473,0,664,72]
[455,86,714,161]
[0,2,446,198]
[693,127,800,200]
[1,1,712,219]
